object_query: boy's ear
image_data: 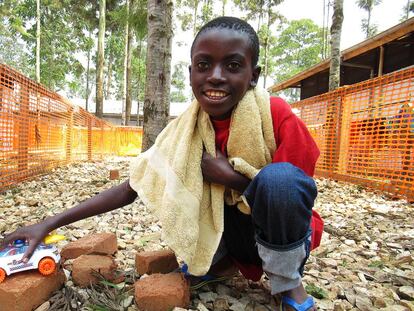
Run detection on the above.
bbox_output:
[250,66,261,87]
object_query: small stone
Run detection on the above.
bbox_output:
[355,296,373,311]
[400,300,414,311]
[122,296,134,308]
[320,258,338,268]
[109,169,120,180]
[34,301,50,311]
[398,286,414,300]
[199,292,218,303]
[197,302,210,311]
[213,297,230,311]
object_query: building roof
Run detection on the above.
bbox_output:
[268,17,414,94]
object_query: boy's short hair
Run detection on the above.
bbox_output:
[191,16,260,67]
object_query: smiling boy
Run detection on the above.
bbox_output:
[2,17,321,311]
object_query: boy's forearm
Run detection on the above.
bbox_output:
[44,180,137,231]
[225,170,250,193]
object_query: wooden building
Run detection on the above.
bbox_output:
[269,17,414,100]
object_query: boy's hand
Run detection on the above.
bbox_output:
[201,150,250,192]
[201,150,235,185]
[0,221,51,262]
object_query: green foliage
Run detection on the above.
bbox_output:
[271,19,324,84]
[356,0,382,11]
[368,260,385,269]
[400,0,414,20]
[170,62,188,102]
[305,284,328,299]
[176,0,218,35]
[356,0,382,37]
[0,0,148,105]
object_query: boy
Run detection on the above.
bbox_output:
[1,17,320,311]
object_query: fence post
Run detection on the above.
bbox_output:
[100,123,104,159]
[88,116,92,161]
[18,83,30,178]
[322,95,341,176]
[66,106,73,163]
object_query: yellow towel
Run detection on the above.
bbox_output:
[129,87,276,275]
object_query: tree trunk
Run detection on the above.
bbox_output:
[121,0,130,125]
[192,0,199,37]
[366,9,371,38]
[36,0,40,83]
[142,0,173,151]
[263,10,270,88]
[125,18,134,125]
[96,0,106,118]
[222,0,226,15]
[136,39,142,126]
[328,0,343,91]
[106,46,113,99]
[85,32,91,112]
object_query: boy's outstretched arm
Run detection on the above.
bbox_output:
[0,180,137,261]
[201,150,250,192]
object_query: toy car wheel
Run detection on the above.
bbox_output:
[0,268,6,283]
[38,257,56,276]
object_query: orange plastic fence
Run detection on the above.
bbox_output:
[292,66,414,201]
[0,64,142,191]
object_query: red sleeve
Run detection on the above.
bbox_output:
[270,97,320,177]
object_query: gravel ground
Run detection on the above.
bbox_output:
[1,157,413,311]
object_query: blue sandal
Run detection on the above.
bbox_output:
[280,296,315,311]
[179,264,230,290]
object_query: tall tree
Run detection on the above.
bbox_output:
[35,0,40,83]
[329,0,344,91]
[401,0,414,20]
[258,7,284,88]
[357,0,382,38]
[271,19,324,84]
[121,0,131,125]
[142,0,173,151]
[170,62,188,102]
[96,0,106,118]
[221,0,227,15]
[176,0,201,36]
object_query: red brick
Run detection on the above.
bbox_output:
[72,254,119,287]
[134,273,190,311]
[0,270,65,311]
[61,232,117,260]
[135,249,179,275]
[109,169,120,180]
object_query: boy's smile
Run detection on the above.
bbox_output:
[190,29,260,120]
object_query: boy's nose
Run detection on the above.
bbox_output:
[207,66,226,84]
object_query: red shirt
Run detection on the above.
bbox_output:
[211,96,320,177]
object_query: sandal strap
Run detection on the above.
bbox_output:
[281,296,314,311]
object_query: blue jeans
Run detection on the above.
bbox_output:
[219,162,317,294]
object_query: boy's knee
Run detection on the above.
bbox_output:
[246,162,317,208]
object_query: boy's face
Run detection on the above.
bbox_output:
[190,29,261,120]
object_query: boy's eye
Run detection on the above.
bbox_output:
[197,62,209,70]
[227,62,241,70]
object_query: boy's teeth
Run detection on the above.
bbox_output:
[206,91,227,98]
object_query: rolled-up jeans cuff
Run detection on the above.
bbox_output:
[257,232,311,295]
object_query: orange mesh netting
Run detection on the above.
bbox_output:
[0,64,142,190]
[291,66,414,201]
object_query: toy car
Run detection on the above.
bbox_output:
[0,237,63,283]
